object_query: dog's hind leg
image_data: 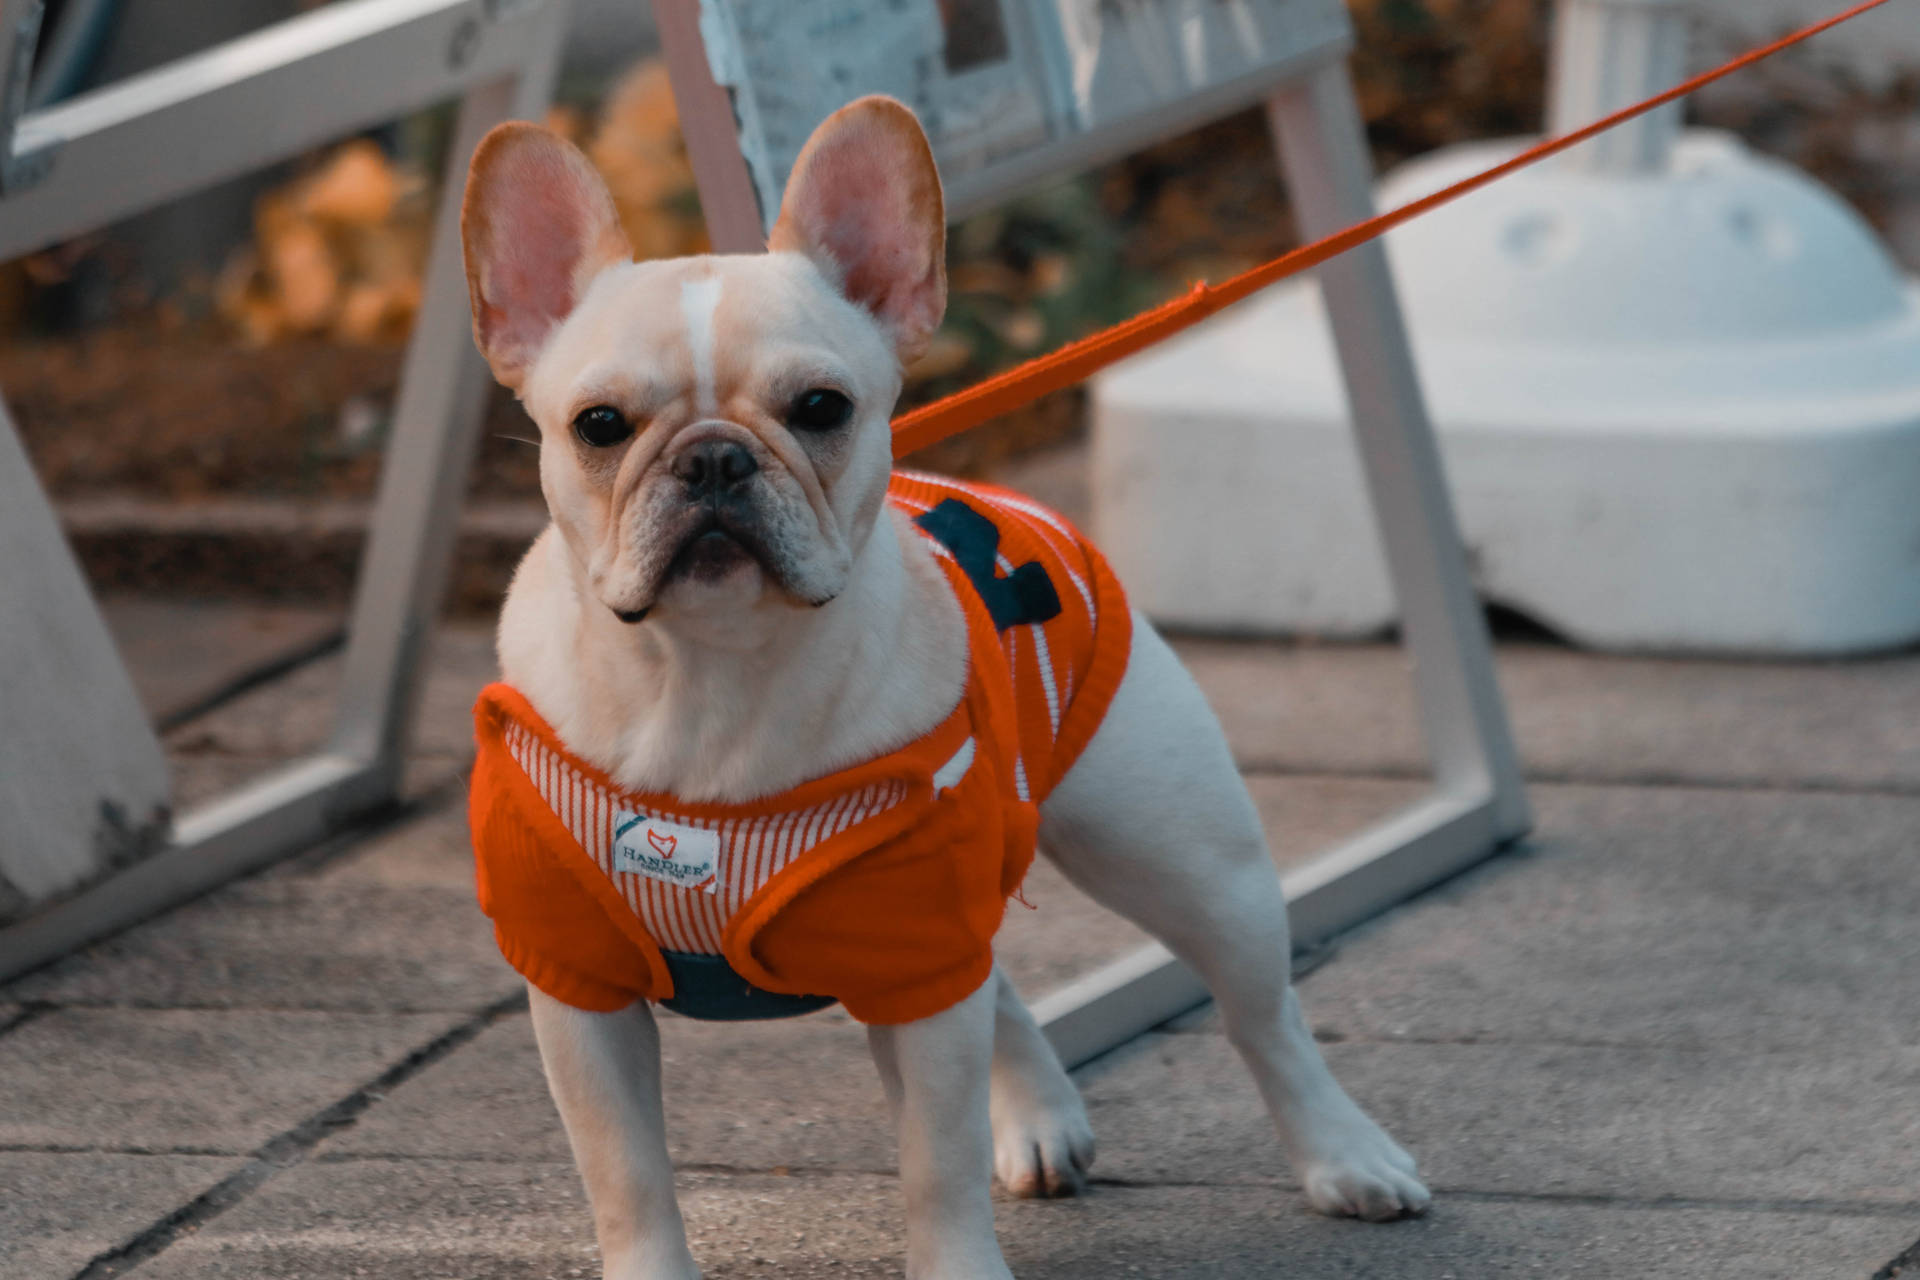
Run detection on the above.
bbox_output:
[987,965,1095,1198]
[1035,615,1430,1221]
[528,985,702,1280]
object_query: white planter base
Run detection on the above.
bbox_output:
[1092,133,1920,656]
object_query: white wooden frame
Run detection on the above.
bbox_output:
[656,0,1531,1069]
[0,0,572,980]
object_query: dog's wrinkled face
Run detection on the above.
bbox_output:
[520,252,894,621]
[460,98,946,625]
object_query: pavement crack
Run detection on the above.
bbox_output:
[1084,1176,1919,1220]
[1443,1187,1920,1219]
[278,767,472,879]
[1873,1232,1920,1279]
[32,998,510,1015]
[1519,770,1920,801]
[1142,1020,1748,1055]
[155,625,345,733]
[0,1001,56,1039]
[66,991,528,1280]
[673,1160,898,1180]
[0,1142,242,1158]
[1236,761,1920,801]
[307,1150,903,1180]
[1304,1030,1736,1053]
[310,1150,577,1167]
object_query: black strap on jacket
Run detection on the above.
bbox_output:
[913,498,1062,631]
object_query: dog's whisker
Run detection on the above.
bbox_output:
[494,433,541,448]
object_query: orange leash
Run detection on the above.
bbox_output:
[891,0,1897,459]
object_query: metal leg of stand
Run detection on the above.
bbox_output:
[0,7,569,983]
[1265,63,1529,835]
[654,0,765,253]
[1033,64,1531,1072]
[329,26,565,775]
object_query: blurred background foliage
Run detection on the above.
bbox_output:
[2,0,1914,600]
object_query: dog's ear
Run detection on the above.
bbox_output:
[770,96,946,365]
[461,123,632,390]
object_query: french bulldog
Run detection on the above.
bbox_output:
[460,94,1428,1280]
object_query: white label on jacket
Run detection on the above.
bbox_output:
[611,812,721,894]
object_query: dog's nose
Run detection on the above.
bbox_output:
[671,440,758,496]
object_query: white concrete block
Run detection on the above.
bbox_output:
[0,407,171,923]
[1092,132,1920,655]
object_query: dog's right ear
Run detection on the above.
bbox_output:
[769,96,946,366]
[461,123,632,391]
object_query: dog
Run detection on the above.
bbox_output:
[459,95,1429,1280]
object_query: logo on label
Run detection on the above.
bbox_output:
[612,812,720,894]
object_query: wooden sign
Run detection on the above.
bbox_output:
[695,0,1353,224]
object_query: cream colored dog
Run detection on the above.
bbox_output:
[461,95,1429,1280]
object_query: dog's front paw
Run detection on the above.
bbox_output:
[1302,1152,1430,1222]
[990,1080,1095,1198]
[1292,1100,1429,1221]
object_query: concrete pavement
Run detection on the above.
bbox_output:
[4,614,1917,1278]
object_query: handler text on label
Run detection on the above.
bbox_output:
[611,812,721,894]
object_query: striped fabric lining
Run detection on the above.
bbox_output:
[503,721,908,955]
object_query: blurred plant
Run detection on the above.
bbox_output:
[13,12,1913,513]
[588,62,711,261]
[912,178,1159,397]
[216,139,432,345]
[1690,33,1920,267]
[1346,0,1553,164]
[892,176,1167,472]
[213,61,708,351]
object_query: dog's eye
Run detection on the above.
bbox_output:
[572,405,632,448]
[786,388,852,432]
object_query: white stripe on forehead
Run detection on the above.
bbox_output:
[679,276,724,415]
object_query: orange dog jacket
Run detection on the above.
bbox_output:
[467,471,1132,1024]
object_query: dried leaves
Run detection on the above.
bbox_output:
[217,140,430,345]
[587,62,711,262]
[1346,0,1553,164]
[215,61,710,348]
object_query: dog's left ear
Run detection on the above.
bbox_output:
[770,96,946,365]
[462,122,633,390]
